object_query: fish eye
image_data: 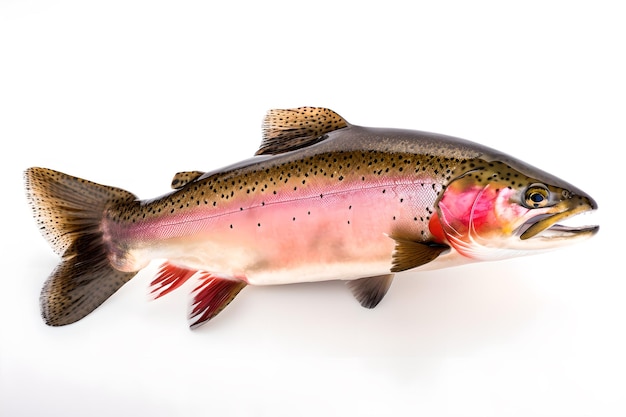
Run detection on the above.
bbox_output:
[524,183,550,208]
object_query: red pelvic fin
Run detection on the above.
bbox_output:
[150,262,197,299]
[189,274,247,329]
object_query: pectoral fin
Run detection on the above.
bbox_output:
[390,236,449,273]
[346,274,394,309]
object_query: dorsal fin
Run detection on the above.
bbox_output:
[171,171,205,189]
[255,107,349,156]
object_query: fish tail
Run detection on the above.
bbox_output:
[24,167,139,326]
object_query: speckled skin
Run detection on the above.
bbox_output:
[101,124,594,285]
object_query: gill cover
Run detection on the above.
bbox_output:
[434,167,523,260]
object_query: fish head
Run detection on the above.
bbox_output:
[431,159,598,261]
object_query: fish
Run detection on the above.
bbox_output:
[24,107,599,328]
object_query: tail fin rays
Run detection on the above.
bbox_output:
[25,167,139,326]
[41,238,136,326]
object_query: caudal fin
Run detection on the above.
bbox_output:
[24,167,139,326]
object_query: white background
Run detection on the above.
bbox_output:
[1,1,624,416]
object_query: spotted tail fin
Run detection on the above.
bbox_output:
[24,167,139,326]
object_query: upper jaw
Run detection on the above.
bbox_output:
[519,196,599,241]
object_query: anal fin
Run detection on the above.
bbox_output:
[150,262,197,299]
[390,236,449,273]
[346,274,394,309]
[189,274,247,329]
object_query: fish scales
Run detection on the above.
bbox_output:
[24,107,598,327]
[104,146,454,284]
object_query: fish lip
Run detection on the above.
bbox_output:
[518,202,599,240]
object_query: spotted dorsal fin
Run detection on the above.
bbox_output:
[171,171,205,189]
[255,107,349,156]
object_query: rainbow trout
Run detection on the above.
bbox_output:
[24,107,598,328]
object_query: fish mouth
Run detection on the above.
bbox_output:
[519,199,599,241]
